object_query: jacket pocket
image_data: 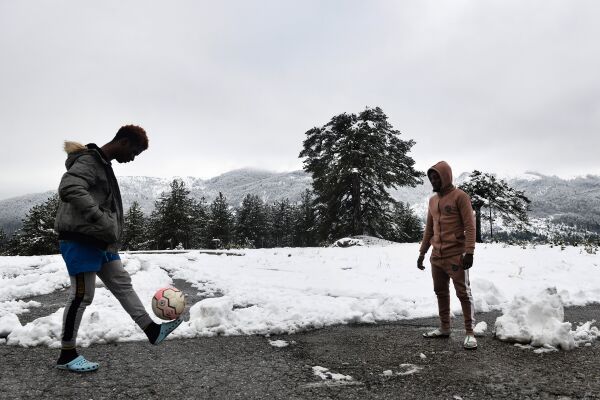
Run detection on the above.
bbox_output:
[454,232,466,243]
[88,210,119,243]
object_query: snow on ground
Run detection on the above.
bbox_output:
[268,339,290,348]
[382,364,423,377]
[0,256,68,301]
[0,300,40,317]
[312,365,353,381]
[0,243,599,350]
[301,365,362,388]
[473,321,488,336]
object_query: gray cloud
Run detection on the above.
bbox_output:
[1,0,599,199]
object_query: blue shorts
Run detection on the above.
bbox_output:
[59,241,121,276]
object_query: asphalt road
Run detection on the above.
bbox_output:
[1,282,599,400]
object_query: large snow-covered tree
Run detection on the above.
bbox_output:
[299,106,424,241]
[459,170,531,242]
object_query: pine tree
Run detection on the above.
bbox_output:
[3,233,21,256]
[0,228,8,255]
[235,194,266,248]
[293,189,319,247]
[189,197,210,249]
[122,201,148,251]
[149,179,199,249]
[459,170,531,242]
[386,201,423,243]
[207,192,234,248]
[267,199,296,247]
[299,106,424,242]
[15,194,60,255]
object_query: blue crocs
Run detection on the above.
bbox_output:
[56,355,99,372]
[153,317,183,345]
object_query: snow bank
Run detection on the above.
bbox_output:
[495,288,598,350]
[0,314,20,337]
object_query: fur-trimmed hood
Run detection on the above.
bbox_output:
[62,141,109,169]
[63,141,87,154]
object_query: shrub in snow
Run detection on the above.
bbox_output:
[332,238,364,248]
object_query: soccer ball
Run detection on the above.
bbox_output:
[152,287,185,320]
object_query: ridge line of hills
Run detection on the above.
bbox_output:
[1,168,599,235]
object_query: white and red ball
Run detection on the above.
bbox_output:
[152,287,185,320]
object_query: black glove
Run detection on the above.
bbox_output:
[462,253,474,270]
[417,254,425,270]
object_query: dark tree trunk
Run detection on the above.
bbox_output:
[475,206,482,243]
[489,205,493,240]
[352,172,361,235]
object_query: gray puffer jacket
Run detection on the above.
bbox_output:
[54,142,124,251]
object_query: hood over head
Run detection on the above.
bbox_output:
[427,161,454,192]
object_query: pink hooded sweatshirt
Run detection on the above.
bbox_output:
[419,161,476,258]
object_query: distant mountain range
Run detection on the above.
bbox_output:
[0,169,312,235]
[1,169,599,235]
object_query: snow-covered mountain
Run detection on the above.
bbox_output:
[508,172,600,233]
[0,168,313,234]
[115,169,313,215]
[1,168,599,235]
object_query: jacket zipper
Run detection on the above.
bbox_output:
[437,197,443,258]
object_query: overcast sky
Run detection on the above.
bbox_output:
[1,1,599,199]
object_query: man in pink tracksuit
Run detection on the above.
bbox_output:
[417,161,477,349]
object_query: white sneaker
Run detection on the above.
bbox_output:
[422,328,451,338]
[463,335,478,349]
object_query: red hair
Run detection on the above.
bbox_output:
[112,125,149,149]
